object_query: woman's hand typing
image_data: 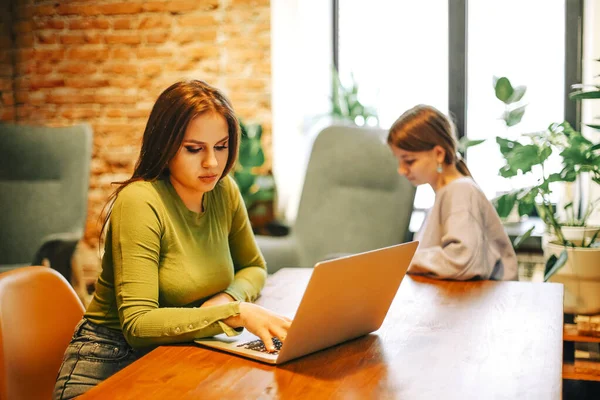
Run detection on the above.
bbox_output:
[224,302,292,352]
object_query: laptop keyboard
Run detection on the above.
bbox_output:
[237,337,283,354]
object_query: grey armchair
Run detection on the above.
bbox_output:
[257,124,415,273]
[0,123,93,273]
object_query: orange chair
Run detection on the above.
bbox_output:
[0,266,84,400]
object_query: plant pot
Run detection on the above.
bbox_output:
[544,242,600,315]
[542,226,600,248]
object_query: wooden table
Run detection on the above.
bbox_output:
[81,268,564,400]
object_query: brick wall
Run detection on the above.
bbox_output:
[0,0,272,248]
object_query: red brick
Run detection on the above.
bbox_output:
[56,4,100,16]
[105,108,124,118]
[57,63,97,75]
[105,34,141,45]
[36,32,58,44]
[187,46,219,60]
[97,3,143,15]
[46,93,95,104]
[65,78,110,89]
[141,63,162,77]
[34,63,54,75]
[66,48,108,62]
[145,31,169,44]
[14,91,29,103]
[28,91,47,105]
[103,63,138,76]
[84,33,104,44]
[60,34,86,45]
[1,92,14,106]
[61,107,101,120]
[139,15,171,30]
[33,19,65,30]
[69,18,110,30]
[136,47,172,59]
[113,18,135,30]
[14,60,33,74]
[170,0,204,12]
[33,5,57,17]
[16,104,33,119]
[34,48,64,62]
[0,79,13,91]
[141,2,168,12]
[178,14,216,27]
[126,109,150,119]
[226,78,268,91]
[110,48,133,60]
[0,109,15,122]
[107,77,137,89]
[176,30,216,44]
[29,78,65,90]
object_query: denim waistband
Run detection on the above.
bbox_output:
[75,318,128,343]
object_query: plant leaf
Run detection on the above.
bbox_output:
[507,85,527,104]
[457,137,485,153]
[569,90,600,100]
[544,249,568,281]
[495,77,514,103]
[518,200,535,217]
[503,105,527,127]
[494,193,516,218]
[585,229,600,247]
[496,137,522,156]
[586,124,600,130]
[513,226,535,249]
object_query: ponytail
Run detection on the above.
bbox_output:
[456,158,472,178]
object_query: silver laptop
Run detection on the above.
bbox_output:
[194,241,418,364]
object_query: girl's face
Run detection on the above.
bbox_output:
[168,112,230,197]
[389,145,444,187]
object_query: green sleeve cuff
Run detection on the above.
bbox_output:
[217,321,243,337]
[217,300,243,337]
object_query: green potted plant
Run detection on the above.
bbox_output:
[233,120,277,232]
[493,68,600,314]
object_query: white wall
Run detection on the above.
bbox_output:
[270,0,333,223]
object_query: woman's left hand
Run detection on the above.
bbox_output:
[200,292,236,308]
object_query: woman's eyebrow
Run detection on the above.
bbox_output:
[183,136,229,145]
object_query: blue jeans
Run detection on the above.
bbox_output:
[53,318,142,399]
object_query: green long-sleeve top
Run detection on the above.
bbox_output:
[85,175,267,349]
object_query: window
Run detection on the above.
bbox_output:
[466,0,565,200]
[336,0,574,210]
[337,0,449,208]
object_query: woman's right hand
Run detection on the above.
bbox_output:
[224,302,292,352]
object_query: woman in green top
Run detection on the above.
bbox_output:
[54,80,291,399]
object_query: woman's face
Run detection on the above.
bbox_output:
[389,145,444,187]
[168,112,230,196]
